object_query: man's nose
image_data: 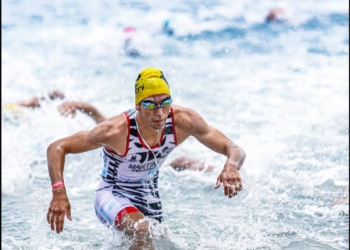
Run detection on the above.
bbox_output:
[154,107,164,116]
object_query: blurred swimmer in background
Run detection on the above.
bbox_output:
[122,26,141,57]
[265,7,289,24]
[162,19,175,36]
[3,89,106,124]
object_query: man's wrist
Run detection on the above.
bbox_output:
[224,161,240,171]
[52,181,64,189]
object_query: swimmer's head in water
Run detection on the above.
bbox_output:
[266,7,287,23]
[135,67,171,104]
[3,103,24,117]
[3,103,18,109]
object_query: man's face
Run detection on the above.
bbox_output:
[136,94,171,130]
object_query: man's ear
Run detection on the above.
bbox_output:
[135,103,140,111]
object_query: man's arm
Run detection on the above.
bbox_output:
[46,128,105,234]
[46,114,127,234]
[174,106,246,198]
[17,96,43,108]
[57,101,107,124]
[47,130,102,187]
[17,89,66,108]
[168,156,215,172]
[194,124,246,198]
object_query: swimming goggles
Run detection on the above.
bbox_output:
[140,97,172,110]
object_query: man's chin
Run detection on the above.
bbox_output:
[151,122,165,130]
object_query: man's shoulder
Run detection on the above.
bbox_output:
[106,112,128,125]
[92,113,128,141]
[90,111,129,150]
[95,112,128,133]
[172,105,201,124]
[172,105,198,116]
[172,104,191,114]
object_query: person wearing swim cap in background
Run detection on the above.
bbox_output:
[265,7,289,24]
[122,26,141,57]
[46,67,246,249]
[3,89,107,124]
[162,19,175,36]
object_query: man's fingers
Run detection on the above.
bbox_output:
[223,179,230,188]
[54,211,59,232]
[214,177,222,189]
[58,108,69,116]
[216,169,243,198]
[60,108,77,118]
[230,190,238,198]
[55,212,65,233]
[237,182,243,191]
[47,207,68,233]
[59,213,65,233]
[224,185,229,196]
[228,186,239,198]
[66,205,72,221]
[47,210,50,224]
[55,215,60,233]
[71,110,76,118]
[62,110,69,117]
[223,181,242,198]
[224,185,234,198]
[49,212,55,231]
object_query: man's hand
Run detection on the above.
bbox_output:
[47,188,72,233]
[17,96,42,108]
[58,101,78,118]
[214,164,242,198]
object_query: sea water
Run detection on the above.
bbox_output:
[2,0,349,249]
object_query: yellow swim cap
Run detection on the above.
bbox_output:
[135,67,171,104]
[3,103,24,117]
[3,103,18,110]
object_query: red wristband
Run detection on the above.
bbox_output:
[52,181,65,189]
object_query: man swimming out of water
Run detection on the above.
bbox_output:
[46,67,246,249]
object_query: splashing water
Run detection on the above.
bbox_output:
[2,0,348,249]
